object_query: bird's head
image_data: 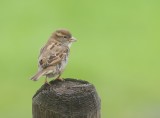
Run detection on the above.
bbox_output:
[52,29,77,46]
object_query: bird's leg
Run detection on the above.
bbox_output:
[55,74,64,81]
[44,76,50,85]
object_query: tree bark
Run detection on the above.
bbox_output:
[32,78,101,118]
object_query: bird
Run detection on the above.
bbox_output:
[30,29,76,83]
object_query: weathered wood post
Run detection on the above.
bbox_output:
[32,78,101,118]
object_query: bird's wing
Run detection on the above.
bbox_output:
[38,43,69,69]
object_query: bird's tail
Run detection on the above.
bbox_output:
[30,70,46,81]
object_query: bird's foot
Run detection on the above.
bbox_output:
[44,78,51,85]
[45,81,51,85]
[56,77,64,81]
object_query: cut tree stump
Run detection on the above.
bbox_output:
[32,78,101,118]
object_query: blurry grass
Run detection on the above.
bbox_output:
[0,0,160,118]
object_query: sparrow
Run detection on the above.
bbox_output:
[30,29,76,83]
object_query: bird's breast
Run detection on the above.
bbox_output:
[59,56,68,71]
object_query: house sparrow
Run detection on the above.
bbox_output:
[30,29,76,83]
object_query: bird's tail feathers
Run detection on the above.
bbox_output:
[30,70,46,81]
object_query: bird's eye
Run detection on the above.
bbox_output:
[63,36,67,39]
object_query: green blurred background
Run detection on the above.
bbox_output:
[0,0,160,118]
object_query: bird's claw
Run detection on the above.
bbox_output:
[56,77,64,81]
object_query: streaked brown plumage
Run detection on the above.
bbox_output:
[30,29,76,82]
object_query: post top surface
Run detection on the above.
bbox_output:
[33,78,94,98]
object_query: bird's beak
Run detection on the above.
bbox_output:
[70,37,77,42]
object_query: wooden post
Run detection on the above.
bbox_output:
[32,78,101,118]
